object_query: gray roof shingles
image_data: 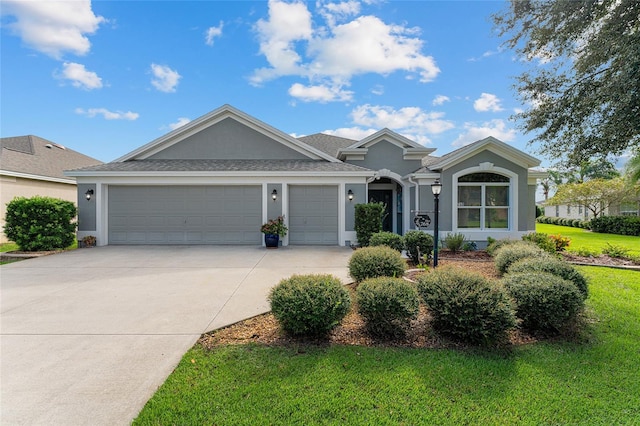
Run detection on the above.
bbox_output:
[1,135,102,180]
[297,133,356,158]
[69,159,373,173]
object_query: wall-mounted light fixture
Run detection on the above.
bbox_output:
[271,189,278,201]
[85,189,94,201]
[347,189,354,201]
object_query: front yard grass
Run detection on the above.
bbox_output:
[134,266,640,425]
[536,223,640,257]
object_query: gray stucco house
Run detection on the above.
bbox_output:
[66,104,544,247]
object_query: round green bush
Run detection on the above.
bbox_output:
[417,267,516,345]
[356,277,419,337]
[494,242,549,275]
[486,238,519,256]
[507,257,589,299]
[349,246,406,282]
[268,274,351,337]
[502,272,584,333]
[403,230,434,264]
[4,196,77,251]
[369,231,404,252]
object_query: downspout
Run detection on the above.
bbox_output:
[407,174,419,214]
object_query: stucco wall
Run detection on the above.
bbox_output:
[1,176,77,243]
[346,140,422,177]
[149,118,310,160]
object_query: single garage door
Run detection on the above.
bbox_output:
[108,186,261,244]
[288,185,338,245]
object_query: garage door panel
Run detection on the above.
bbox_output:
[108,186,261,245]
[289,185,338,245]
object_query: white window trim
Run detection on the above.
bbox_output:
[452,166,518,239]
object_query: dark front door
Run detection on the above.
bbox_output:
[368,189,393,232]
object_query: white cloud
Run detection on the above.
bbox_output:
[75,108,139,121]
[371,84,384,95]
[514,107,524,114]
[150,64,181,93]
[288,82,353,102]
[351,104,454,135]
[58,62,102,90]
[473,93,503,112]
[452,119,516,147]
[322,126,377,141]
[1,0,104,59]
[205,21,224,46]
[168,117,191,130]
[432,95,450,106]
[251,0,440,100]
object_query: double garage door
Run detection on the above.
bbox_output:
[108,185,338,245]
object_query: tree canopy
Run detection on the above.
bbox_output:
[494,0,640,167]
[547,178,632,218]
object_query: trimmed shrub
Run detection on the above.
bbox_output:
[522,232,556,253]
[503,272,584,333]
[349,246,406,282]
[269,274,351,337]
[356,277,419,337]
[417,267,516,345]
[486,238,519,257]
[443,232,466,253]
[507,257,588,299]
[4,196,77,251]
[571,219,582,228]
[403,230,434,264]
[494,242,549,275]
[590,215,640,236]
[354,203,384,246]
[369,231,404,252]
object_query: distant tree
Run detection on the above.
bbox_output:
[564,159,620,184]
[539,169,565,200]
[494,0,640,166]
[625,151,640,183]
[547,178,631,218]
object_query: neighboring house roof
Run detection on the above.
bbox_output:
[297,133,356,158]
[1,135,102,184]
[115,104,340,163]
[67,159,372,175]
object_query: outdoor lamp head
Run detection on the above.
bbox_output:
[271,189,278,201]
[85,189,94,201]
[431,180,442,196]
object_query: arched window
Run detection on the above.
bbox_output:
[456,172,510,230]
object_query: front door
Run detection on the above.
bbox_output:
[368,189,393,232]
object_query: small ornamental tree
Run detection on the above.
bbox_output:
[4,196,77,251]
[354,203,384,247]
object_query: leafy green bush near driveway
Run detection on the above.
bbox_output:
[268,274,350,337]
[349,246,406,282]
[354,203,384,247]
[356,277,419,337]
[403,230,434,264]
[369,231,404,252]
[417,267,516,345]
[4,196,77,251]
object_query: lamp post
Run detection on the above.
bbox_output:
[431,179,442,268]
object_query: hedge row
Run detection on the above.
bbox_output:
[536,216,591,229]
[590,216,640,236]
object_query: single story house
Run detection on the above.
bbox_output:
[66,104,544,247]
[1,135,102,243]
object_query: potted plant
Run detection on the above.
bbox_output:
[80,235,96,248]
[260,216,288,248]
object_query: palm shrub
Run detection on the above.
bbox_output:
[349,246,406,282]
[354,203,384,246]
[369,231,404,252]
[403,230,434,264]
[356,277,419,337]
[4,196,77,251]
[494,242,550,275]
[417,267,517,345]
[443,232,466,253]
[502,272,584,333]
[507,257,589,299]
[268,274,351,337]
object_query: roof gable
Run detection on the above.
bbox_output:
[116,104,339,163]
[338,128,435,161]
[429,136,540,170]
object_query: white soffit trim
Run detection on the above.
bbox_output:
[114,104,340,163]
[433,137,540,170]
[2,169,76,185]
[66,170,374,178]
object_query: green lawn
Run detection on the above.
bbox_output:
[0,242,19,252]
[536,223,640,257]
[134,266,640,425]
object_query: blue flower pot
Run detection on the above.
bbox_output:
[264,234,279,248]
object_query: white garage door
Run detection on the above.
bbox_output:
[288,185,338,245]
[108,186,262,244]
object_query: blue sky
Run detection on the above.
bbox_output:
[1,0,536,164]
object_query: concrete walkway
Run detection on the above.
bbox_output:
[0,245,352,425]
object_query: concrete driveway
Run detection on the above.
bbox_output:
[0,245,352,425]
